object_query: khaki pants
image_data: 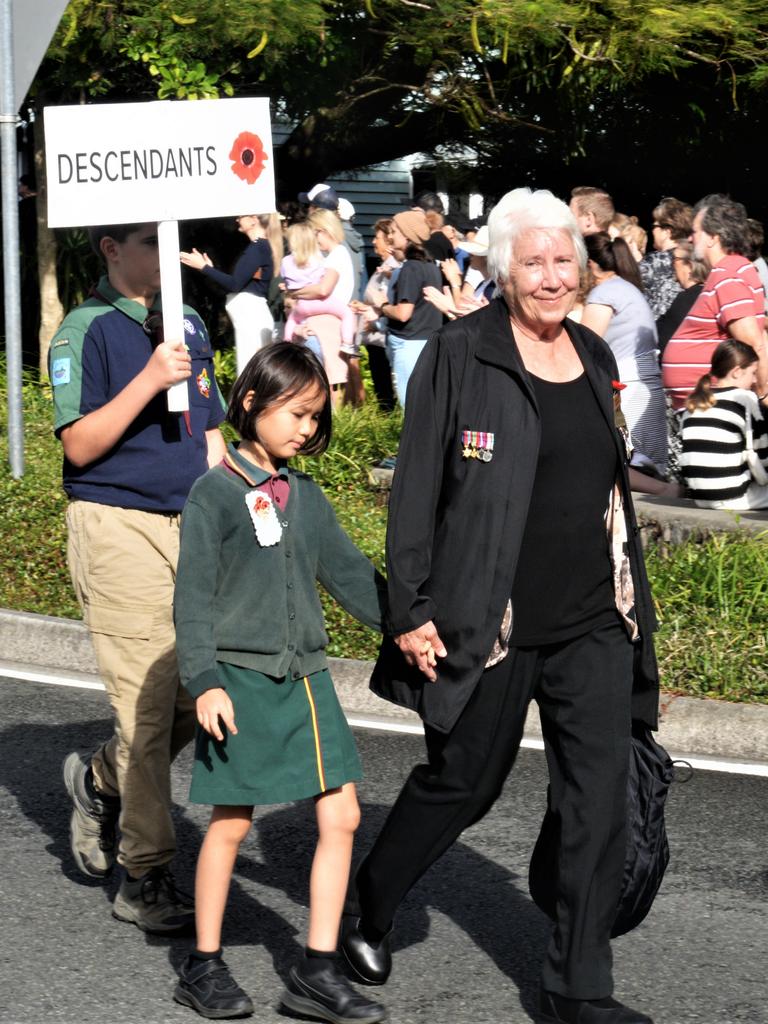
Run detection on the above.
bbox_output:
[66,501,196,877]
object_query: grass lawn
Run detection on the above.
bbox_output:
[2,369,766,703]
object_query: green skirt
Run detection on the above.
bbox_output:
[189,664,362,806]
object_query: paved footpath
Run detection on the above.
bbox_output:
[1,675,767,1024]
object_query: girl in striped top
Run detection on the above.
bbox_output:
[680,340,768,509]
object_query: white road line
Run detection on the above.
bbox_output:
[345,715,768,777]
[664,753,768,778]
[3,667,767,778]
[0,663,106,691]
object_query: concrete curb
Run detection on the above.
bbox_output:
[632,494,768,546]
[2,608,766,764]
[371,468,768,546]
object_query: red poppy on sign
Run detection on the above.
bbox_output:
[229,132,267,184]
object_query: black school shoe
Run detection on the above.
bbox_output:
[174,955,254,1019]
[539,990,654,1024]
[281,957,386,1024]
[339,916,392,986]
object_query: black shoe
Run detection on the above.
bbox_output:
[174,955,254,1019]
[62,752,120,878]
[112,865,195,934]
[339,916,392,986]
[539,990,654,1024]
[281,957,386,1023]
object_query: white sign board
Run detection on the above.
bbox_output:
[45,97,275,227]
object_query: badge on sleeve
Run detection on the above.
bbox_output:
[51,358,71,386]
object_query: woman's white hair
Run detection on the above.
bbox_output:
[487,187,586,285]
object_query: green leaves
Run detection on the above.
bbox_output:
[39,0,329,103]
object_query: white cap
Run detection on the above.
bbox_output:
[337,197,356,221]
[457,224,489,255]
[297,183,339,210]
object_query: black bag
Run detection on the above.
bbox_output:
[528,722,674,938]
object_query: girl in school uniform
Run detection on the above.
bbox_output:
[172,343,387,1024]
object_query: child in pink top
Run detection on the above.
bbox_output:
[281,222,356,345]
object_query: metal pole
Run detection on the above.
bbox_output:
[1,0,24,477]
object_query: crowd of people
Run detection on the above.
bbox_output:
[567,186,768,507]
[181,181,768,509]
[49,178,766,1024]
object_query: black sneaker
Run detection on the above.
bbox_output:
[174,955,254,1019]
[62,751,120,878]
[281,957,386,1023]
[112,865,195,934]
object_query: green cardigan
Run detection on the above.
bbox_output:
[174,443,386,697]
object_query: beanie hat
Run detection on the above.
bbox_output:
[393,210,431,246]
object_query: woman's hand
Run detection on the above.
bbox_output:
[290,322,311,340]
[394,621,448,682]
[441,258,463,290]
[180,248,213,271]
[369,288,388,314]
[423,285,458,317]
[196,687,237,741]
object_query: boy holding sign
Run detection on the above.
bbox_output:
[53,221,227,933]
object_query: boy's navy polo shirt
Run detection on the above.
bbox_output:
[50,276,226,514]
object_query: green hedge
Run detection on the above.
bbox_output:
[1,371,765,703]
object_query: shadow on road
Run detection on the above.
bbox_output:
[1,719,547,1020]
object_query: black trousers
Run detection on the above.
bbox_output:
[356,619,634,1000]
[364,343,396,412]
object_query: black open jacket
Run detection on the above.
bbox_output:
[371,297,660,733]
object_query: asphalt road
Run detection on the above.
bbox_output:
[0,676,766,1024]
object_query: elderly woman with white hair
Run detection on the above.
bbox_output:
[340,189,659,1024]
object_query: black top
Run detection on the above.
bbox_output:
[387,259,443,340]
[369,298,660,735]
[656,284,703,355]
[425,231,454,262]
[510,372,618,645]
[202,238,273,298]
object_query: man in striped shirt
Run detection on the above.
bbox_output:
[662,194,766,410]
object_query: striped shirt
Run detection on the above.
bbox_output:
[662,255,765,409]
[680,388,768,503]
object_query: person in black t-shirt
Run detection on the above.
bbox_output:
[342,189,659,1024]
[365,209,442,407]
